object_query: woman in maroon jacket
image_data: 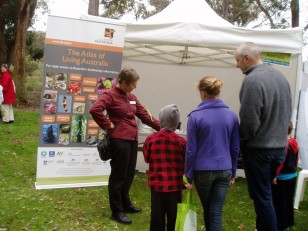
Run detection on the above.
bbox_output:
[0,64,16,124]
[90,67,160,225]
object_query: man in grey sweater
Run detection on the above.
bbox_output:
[235,42,292,231]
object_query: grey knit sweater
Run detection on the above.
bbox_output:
[239,64,292,149]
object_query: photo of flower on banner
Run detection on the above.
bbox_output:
[43,89,58,114]
[97,76,116,94]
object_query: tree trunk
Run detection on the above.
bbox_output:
[13,0,37,103]
[222,0,228,20]
[256,0,275,28]
[0,17,7,64]
[291,0,299,27]
[6,42,15,67]
[88,0,99,16]
[0,0,8,63]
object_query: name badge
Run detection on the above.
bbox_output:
[130,101,136,104]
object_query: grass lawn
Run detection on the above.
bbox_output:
[0,109,307,230]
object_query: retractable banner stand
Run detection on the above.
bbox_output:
[35,15,126,189]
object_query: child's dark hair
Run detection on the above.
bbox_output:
[288,121,293,135]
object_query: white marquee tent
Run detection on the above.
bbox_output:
[121,0,303,130]
[121,0,307,171]
[81,0,306,170]
[124,0,303,67]
[81,0,304,139]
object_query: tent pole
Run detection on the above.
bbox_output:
[181,46,189,64]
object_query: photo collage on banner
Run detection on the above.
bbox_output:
[36,15,126,189]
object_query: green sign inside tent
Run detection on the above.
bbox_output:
[261,52,291,66]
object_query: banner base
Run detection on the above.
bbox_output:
[35,181,108,190]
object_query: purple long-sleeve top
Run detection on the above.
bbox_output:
[184,99,240,183]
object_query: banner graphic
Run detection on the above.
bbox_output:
[261,52,291,67]
[35,15,126,189]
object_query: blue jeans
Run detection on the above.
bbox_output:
[194,170,231,231]
[242,148,285,231]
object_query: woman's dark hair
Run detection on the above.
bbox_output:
[117,67,140,84]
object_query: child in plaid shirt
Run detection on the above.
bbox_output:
[143,104,186,231]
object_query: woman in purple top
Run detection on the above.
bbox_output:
[184,76,240,231]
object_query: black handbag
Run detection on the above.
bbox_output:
[97,136,111,161]
[97,96,128,161]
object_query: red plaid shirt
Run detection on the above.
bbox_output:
[143,130,186,192]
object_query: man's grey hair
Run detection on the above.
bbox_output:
[236,42,261,59]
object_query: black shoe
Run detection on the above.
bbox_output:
[111,212,132,224]
[124,206,142,213]
[9,121,14,123]
[279,228,290,231]
[1,121,9,124]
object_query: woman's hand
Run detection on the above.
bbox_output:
[109,122,115,129]
[229,178,235,186]
[183,175,192,190]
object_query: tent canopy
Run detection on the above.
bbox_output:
[79,0,304,131]
[124,0,303,67]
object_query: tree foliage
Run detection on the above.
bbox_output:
[0,0,47,103]
[100,0,134,19]
[26,31,45,61]
[0,0,47,64]
[206,0,260,27]
[99,0,171,20]
[98,0,298,29]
